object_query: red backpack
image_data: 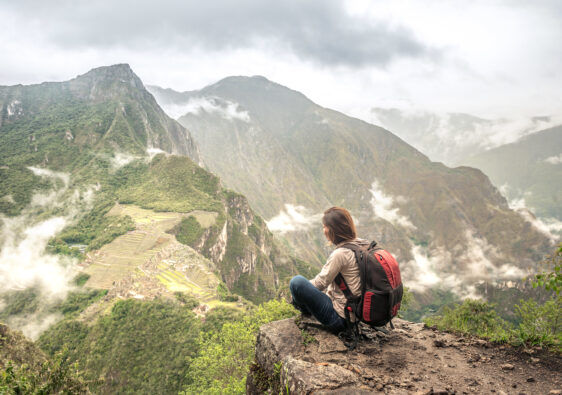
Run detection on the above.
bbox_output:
[335,241,403,347]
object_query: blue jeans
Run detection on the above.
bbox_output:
[289,275,347,333]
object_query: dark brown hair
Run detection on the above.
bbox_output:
[322,207,356,245]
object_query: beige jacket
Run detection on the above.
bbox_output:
[310,238,370,320]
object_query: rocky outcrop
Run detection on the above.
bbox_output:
[248,317,562,394]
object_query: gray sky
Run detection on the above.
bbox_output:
[2,0,561,122]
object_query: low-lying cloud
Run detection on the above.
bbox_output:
[403,230,524,298]
[369,180,416,230]
[266,204,322,234]
[110,152,140,169]
[544,153,562,165]
[178,97,251,122]
[0,167,97,339]
[505,195,561,244]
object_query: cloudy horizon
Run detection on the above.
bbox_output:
[2,0,561,129]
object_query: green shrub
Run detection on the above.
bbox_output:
[39,298,202,395]
[513,296,562,349]
[181,300,297,394]
[533,243,562,294]
[398,286,413,317]
[175,216,204,246]
[425,299,511,342]
[0,348,91,394]
[217,282,238,302]
[201,306,245,333]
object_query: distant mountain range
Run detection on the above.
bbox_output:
[461,125,562,221]
[148,77,552,295]
[369,107,557,166]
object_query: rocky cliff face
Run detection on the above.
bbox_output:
[248,317,562,394]
[192,191,300,303]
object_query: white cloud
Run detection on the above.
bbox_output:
[4,312,62,341]
[0,1,560,127]
[369,180,416,230]
[28,166,69,188]
[266,204,322,234]
[403,230,523,298]
[146,147,167,160]
[544,153,562,165]
[500,186,561,243]
[0,169,99,338]
[0,216,74,298]
[175,97,250,122]
[110,152,139,169]
[369,109,562,164]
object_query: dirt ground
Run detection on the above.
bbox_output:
[251,317,562,394]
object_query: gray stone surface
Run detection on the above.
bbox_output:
[255,318,305,374]
[247,317,562,394]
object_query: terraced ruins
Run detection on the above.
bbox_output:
[81,204,225,306]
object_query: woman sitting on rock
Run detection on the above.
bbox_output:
[290,206,368,334]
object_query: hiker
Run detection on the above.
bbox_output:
[290,206,369,334]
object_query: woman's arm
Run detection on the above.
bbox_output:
[310,249,347,291]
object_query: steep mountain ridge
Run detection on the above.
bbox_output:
[0,64,200,168]
[149,77,551,289]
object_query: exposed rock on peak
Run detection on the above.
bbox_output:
[77,63,142,86]
[69,63,146,102]
[248,318,562,394]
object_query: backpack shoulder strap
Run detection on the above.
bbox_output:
[339,241,378,295]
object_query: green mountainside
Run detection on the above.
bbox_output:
[0,65,303,303]
[0,64,201,215]
[0,65,311,392]
[461,125,562,220]
[149,78,551,277]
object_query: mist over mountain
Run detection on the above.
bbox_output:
[148,77,552,298]
[369,107,559,167]
[461,125,562,227]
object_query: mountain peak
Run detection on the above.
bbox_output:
[196,75,313,112]
[74,64,145,91]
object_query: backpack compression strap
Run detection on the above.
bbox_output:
[334,246,363,350]
[334,273,360,350]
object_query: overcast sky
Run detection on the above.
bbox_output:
[1,0,561,122]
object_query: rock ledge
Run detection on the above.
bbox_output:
[247,317,562,394]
